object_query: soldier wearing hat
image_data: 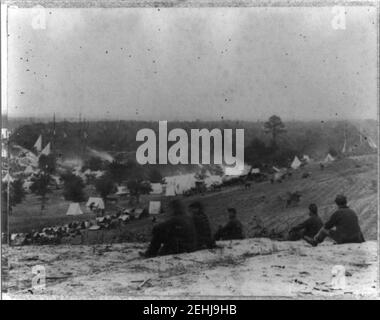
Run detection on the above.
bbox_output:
[305,195,365,246]
[288,203,323,241]
[141,199,196,257]
[214,208,244,241]
[188,201,215,250]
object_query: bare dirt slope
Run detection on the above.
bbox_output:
[187,155,378,239]
[65,154,379,244]
[3,238,378,299]
[9,154,377,244]
[132,154,378,242]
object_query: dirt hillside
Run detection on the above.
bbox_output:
[2,238,378,298]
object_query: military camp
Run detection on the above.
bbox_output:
[1,4,377,300]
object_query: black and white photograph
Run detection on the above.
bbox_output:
[0,0,378,300]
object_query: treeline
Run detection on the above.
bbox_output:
[9,118,376,167]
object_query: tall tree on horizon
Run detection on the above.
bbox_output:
[263,115,286,148]
[30,173,52,212]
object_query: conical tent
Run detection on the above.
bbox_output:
[41,142,51,156]
[86,197,105,210]
[324,153,335,163]
[2,173,15,183]
[34,135,42,152]
[66,203,83,216]
[291,156,302,169]
[302,155,311,163]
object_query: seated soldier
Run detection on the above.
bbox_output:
[305,195,365,246]
[214,208,244,241]
[141,199,196,257]
[288,203,323,241]
[188,201,216,250]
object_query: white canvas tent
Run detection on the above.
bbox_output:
[291,156,302,170]
[224,164,251,176]
[115,186,129,196]
[164,174,197,195]
[324,153,335,163]
[251,168,261,174]
[2,173,14,183]
[165,182,176,196]
[1,147,7,158]
[86,197,105,210]
[66,203,83,216]
[302,155,311,163]
[41,142,51,156]
[34,135,42,153]
[1,128,10,139]
[149,201,161,214]
[150,183,163,195]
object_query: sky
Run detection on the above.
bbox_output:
[4,6,378,121]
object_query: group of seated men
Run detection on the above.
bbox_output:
[141,193,364,258]
[288,194,365,246]
[140,200,244,258]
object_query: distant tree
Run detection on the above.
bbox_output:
[195,167,208,180]
[30,173,52,212]
[61,173,86,202]
[127,180,152,203]
[125,160,147,180]
[107,161,128,184]
[83,157,104,171]
[148,168,163,183]
[264,115,286,148]
[95,174,116,202]
[245,138,270,165]
[214,165,225,176]
[38,154,56,174]
[1,185,9,240]
[1,179,26,216]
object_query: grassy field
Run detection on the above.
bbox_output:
[9,154,378,243]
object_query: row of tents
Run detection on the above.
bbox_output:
[289,153,335,170]
[65,198,162,216]
[33,135,51,156]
